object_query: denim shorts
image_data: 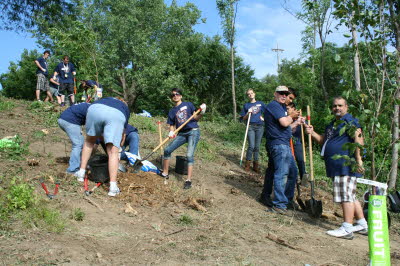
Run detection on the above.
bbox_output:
[85,104,126,148]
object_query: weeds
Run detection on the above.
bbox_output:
[0,99,15,111]
[33,130,46,139]
[178,214,193,225]
[70,208,85,221]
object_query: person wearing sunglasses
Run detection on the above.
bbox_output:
[259,85,300,214]
[240,88,267,173]
[160,88,206,189]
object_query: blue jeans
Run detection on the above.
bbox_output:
[164,129,200,165]
[261,144,298,209]
[246,124,264,161]
[58,118,84,173]
[120,131,139,160]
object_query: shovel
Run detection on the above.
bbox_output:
[239,112,252,166]
[300,109,310,187]
[305,105,323,218]
[132,108,202,172]
[296,182,307,211]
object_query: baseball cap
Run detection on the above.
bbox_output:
[275,86,289,92]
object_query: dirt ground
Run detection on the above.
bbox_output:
[0,99,399,265]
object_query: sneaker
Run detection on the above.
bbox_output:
[183,180,192,189]
[108,187,120,197]
[160,172,169,179]
[351,224,368,235]
[37,99,42,102]
[74,170,85,182]
[326,226,354,239]
[60,102,65,107]
[268,206,288,215]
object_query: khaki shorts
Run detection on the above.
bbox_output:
[36,73,49,92]
[333,175,357,203]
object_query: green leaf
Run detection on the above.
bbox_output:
[343,33,351,38]
[334,54,341,62]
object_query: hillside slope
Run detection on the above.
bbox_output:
[0,98,399,265]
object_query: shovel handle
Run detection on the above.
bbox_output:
[240,112,252,165]
[157,121,163,155]
[307,105,314,182]
[150,109,201,154]
[300,110,307,164]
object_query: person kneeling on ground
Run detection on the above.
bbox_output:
[305,96,367,239]
[58,102,91,174]
[75,97,130,197]
[161,88,206,189]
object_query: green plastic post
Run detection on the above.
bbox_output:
[368,195,390,265]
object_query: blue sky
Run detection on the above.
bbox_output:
[0,0,348,83]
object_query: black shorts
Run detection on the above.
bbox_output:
[59,83,74,95]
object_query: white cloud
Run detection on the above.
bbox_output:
[235,1,306,79]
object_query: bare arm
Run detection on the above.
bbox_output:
[304,124,325,145]
[354,128,364,173]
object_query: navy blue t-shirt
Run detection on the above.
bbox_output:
[167,102,199,132]
[86,80,102,88]
[292,125,302,147]
[92,97,130,128]
[323,113,362,178]
[36,57,48,76]
[60,103,90,125]
[264,100,292,147]
[125,124,138,135]
[54,62,76,84]
[240,101,267,125]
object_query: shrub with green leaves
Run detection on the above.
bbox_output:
[0,99,15,111]
[6,182,35,210]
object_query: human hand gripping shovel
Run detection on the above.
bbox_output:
[305,105,323,218]
[132,108,202,172]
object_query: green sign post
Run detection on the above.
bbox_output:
[368,195,390,265]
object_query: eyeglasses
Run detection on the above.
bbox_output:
[170,93,181,97]
[277,91,289,96]
[332,104,344,108]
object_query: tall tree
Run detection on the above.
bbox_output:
[217,0,239,120]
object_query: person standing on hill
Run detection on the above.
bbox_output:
[160,88,206,190]
[58,102,90,174]
[240,88,267,173]
[54,56,76,107]
[48,75,62,104]
[34,50,52,102]
[259,86,299,214]
[305,96,367,239]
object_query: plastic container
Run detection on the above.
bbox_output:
[88,154,110,183]
[175,156,188,175]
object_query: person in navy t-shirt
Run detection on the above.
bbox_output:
[34,50,52,102]
[239,88,267,173]
[58,103,91,174]
[259,86,300,214]
[54,56,76,106]
[305,96,367,239]
[161,88,206,190]
[80,80,103,102]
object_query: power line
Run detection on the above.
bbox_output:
[271,43,284,72]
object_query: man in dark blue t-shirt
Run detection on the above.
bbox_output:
[160,88,206,190]
[305,97,367,239]
[259,86,300,214]
[54,55,76,106]
[34,50,52,102]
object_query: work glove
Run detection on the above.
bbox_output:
[200,103,206,114]
[248,107,253,113]
[168,131,176,139]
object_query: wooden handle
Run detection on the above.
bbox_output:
[307,105,314,182]
[240,112,252,164]
[158,121,163,155]
[151,109,201,153]
[300,110,307,163]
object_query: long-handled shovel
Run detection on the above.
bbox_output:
[300,110,310,187]
[290,138,306,210]
[305,105,323,218]
[239,112,252,166]
[132,108,202,172]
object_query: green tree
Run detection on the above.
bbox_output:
[217,0,239,120]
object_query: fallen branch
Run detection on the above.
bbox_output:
[266,232,302,251]
[83,196,104,212]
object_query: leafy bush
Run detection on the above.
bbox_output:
[0,99,15,111]
[6,181,36,210]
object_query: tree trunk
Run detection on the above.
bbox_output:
[388,0,399,189]
[350,11,361,92]
[231,42,237,121]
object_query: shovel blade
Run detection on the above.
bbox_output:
[132,160,143,173]
[296,197,307,211]
[305,198,323,218]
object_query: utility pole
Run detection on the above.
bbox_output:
[271,43,284,72]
